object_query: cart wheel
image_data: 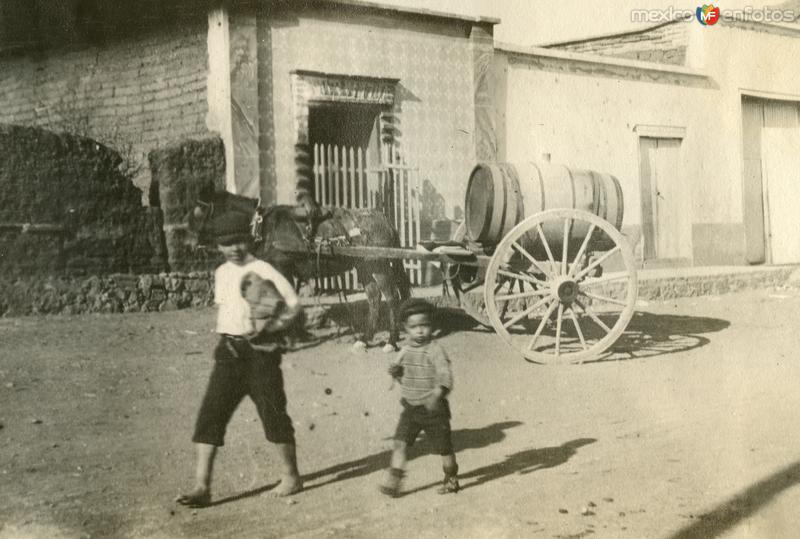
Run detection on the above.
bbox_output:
[484,208,638,364]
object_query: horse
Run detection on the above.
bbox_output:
[188,186,411,352]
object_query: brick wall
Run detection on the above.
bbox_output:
[549,21,690,66]
[0,12,211,203]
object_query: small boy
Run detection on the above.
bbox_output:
[176,210,303,508]
[381,298,459,497]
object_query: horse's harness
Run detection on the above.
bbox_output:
[200,199,351,269]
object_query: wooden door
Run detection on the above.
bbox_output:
[762,127,800,264]
[639,137,687,261]
[741,97,767,264]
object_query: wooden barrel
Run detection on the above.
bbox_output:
[465,162,624,255]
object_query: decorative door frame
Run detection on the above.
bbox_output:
[290,70,399,201]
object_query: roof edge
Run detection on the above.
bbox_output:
[719,17,800,36]
[496,41,708,79]
[541,16,691,48]
[321,0,500,25]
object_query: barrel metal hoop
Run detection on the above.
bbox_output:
[564,164,577,211]
[612,174,624,230]
[534,163,546,214]
[506,164,524,232]
[589,170,602,220]
[487,164,506,242]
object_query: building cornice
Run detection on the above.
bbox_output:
[319,0,500,25]
[496,42,708,80]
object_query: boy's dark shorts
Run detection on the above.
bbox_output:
[394,398,453,455]
[192,336,295,447]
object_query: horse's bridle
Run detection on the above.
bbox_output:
[250,202,264,243]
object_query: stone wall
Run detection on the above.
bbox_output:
[0,124,164,276]
[149,137,226,272]
[548,20,689,66]
[0,2,211,202]
[0,272,214,317]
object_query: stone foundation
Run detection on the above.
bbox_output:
[0,272,214,317]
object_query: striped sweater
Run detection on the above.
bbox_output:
[394,341,453,405]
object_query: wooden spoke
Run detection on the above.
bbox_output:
[536,224,557,268]
[554,303,564,356]
[567,307,588,351]
[561,218,570,276]
[495,289,549,302]
[502,296,553,329]
[512,241,552,278]
[528,299,559,351]
[568,223,596,278]
[576,299,611,333]
[497,269,548,288]
[573,246,621,282]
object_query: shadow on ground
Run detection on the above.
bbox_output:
[299,420,523,494]
[669,460,800,538]
[595,311,730,362]
[402,437,597,496]
[435,308,731,363]
[302,300,731,363]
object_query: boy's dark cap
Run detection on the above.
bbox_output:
[400,298,434,321]
[211,211,252,245]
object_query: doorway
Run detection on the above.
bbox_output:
[308,103,381,208]
[741,96,800,264]
[638,136,690,264]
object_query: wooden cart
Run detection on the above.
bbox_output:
[289,162,639,364]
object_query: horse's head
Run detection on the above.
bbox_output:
[186,184,261,248]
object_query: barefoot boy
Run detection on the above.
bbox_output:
[176,211,303,507]
[381,298,459,497]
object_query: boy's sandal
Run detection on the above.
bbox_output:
[175,491,211,508]
[436,476,460,495]
[379,482,401,497]
[379,469,404,498]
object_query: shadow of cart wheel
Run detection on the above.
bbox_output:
[586,311,730,363]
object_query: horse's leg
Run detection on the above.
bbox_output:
[373,268,401,353]
[353,280,381,352]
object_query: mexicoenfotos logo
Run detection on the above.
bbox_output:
[631,6,795,23]
[696,4,721,25]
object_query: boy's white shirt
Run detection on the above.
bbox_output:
[214,259,299,335]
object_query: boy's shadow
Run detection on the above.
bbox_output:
[301,420,523,493]
[460,437,597,489]
[403,437,597,495]
[208,421,525,505]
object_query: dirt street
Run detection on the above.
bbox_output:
[2,287,800,538]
